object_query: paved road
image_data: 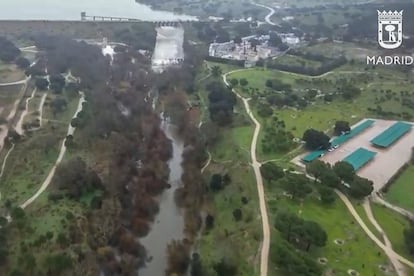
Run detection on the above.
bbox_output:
[20,92,86,209]
[252,2,280,26]
[223,70,270,276]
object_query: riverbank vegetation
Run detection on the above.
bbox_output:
[0,28,181,275]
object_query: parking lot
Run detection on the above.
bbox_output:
[295,119,414,191]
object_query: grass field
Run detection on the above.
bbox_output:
[273,54,322,69]
[0,63,25,83]
[371,203,413,262]
[228,62,414,162]
[266,192,392,276]
[199,164,261,276]
[0,84,24,118]
[385,165,414,213]
[353,203,384,242]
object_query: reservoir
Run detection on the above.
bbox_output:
[0,0,196,21]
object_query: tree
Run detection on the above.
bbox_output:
[11,207,25,221]
[229,78,238,87]
[44,253,73,274]
[269,32,283,47]
[35,78,49,90]
[15,57,30,69]
[349,176,373,199]
[233,36,242,44]
[334,120,351,135]
[210,174,223,192]
[306,160,330,183]
[0,37,20,62]
[50,74,66,94]
[306,89,318,100]
[205,214,215,230]
[333,161,355,182]
[301,221,327,251]
[232,209,242,221]
[275,211,327,251]
[302,129,330,150]
[260,163,285,183]
[213,258,238,276]
[0,217,7,227]
[190,253,203,276]
[239,78,248,87]
[280,173,312,199]
[341,84,361,100]
[318,186,336,204]
[319,169,341,188]
[404,225,414,255]
[211,66,222,78]
[272,240,322,276]
[274,211,303,241]
[166,240,190,275]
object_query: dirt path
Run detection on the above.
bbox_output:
[373,194,414,221]
[20,92,86,209]
[200,151,211,174]
[37,93,47,127]
[0,76,30,87]
[15,88,36,135]
[362,199,407,275]
[223,70,270,276]
[336,190,414,273]
[251,2,279,26]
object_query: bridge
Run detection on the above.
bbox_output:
[81,12,195,25]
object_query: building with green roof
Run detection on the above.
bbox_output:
[370,121,412,148]
[342,148,377,171]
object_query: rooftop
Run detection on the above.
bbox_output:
[370,121,412,148]
[342,147,377,171]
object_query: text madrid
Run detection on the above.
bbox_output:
[367,55,413,65]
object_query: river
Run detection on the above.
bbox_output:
[0,0,196,21]
[139,116,186,276]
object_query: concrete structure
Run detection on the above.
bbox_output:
[152,26,185,73]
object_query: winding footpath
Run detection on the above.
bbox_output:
[223,70,270,276]
[362,199,407,275]
[20,92,86,209]
[37,93,47,128]
[336,190,414,274]
[15,88,36,135]
[0,76,30,87]
[252,2,279,26]
[373,194,414,221]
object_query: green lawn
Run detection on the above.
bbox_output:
[0,126,64,205]
[274,54,322,69]
[267,193,393,276]
[371,203,413,262]
[0,90,79,206]
[385,165,414,213]
[353,203,383,242]
[0,63,25,83]
[199,164,261,276]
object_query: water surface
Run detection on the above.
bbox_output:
[139,119,186,276]
[0,0,196,21]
